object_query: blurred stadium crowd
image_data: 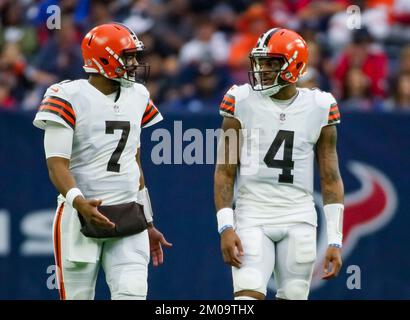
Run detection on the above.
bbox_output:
[0,0,409,113]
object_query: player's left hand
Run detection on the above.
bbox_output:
[148,225,172,267]
[322,246,342,280]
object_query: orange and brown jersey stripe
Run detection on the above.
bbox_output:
[39,96,76,129]
[219,93,235,116]
[328,103,340,125]
[141,99,159,127]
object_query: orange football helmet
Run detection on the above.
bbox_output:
[81,23,149,87]
[249,28,308,95]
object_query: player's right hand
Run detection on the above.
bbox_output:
[220,228,244,268]
[73,197,116,229]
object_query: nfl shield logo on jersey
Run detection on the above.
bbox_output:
[113,104,120,113]
[280,113,286,122]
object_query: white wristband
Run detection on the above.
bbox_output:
[217,208,234,234]
[138,187,153,223]
[65,187,84,207]
[324,203,344,246]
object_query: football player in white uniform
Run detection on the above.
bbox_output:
[33,23,172,300]
[214,28,344,300]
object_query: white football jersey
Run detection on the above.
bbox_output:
[33,79,162,205]
[219,84,340,226]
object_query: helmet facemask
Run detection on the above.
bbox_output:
[113,48,150,88]
[248,54,290,96]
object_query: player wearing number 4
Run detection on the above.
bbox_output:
[214,28,344,300]
[33,23,171,300]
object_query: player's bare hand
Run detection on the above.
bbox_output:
[73,197,115,229]
[322,246,342,280]
[148,225,172,267]
[220,228,244,268]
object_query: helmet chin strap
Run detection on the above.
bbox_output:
[112,72,134,88]
[117,78,134,88]
[260,72,290,97]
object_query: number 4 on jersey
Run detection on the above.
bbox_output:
[263,130,295,184]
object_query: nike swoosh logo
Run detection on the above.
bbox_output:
[51,87,59,92]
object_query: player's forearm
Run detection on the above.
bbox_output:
[138,171,145,190]
[321,172,344,246]
[317,125,344,205]
[135,148,145,190]
[136,148,155,225]
[320,168,344,205]
[46,158,78,197]
[214,164,237,211]
[137,170,154,226]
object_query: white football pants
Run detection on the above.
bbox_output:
[232,223,317,300]
[52,201,150,300]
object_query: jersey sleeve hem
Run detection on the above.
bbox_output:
[45,152,71,159]
[142,112,163,128]
[33,113,74,131]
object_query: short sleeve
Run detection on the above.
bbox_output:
[33,83,76,130]
[141,99,163,128]
[316,90,340,127]
[219,91,235,117]
[327,102,341,125]
[219,87,237,118]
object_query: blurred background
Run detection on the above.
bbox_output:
[0,0,409,299]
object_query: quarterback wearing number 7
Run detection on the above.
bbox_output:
[33,23,171,300]
[214,28,344,300]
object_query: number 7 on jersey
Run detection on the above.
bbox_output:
[105,121,130,173]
